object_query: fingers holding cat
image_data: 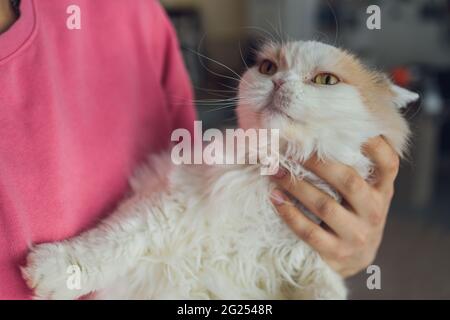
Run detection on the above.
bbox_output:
[270,177,372,278]
[272,175,358,239]
[271,136,399,278]
[271,189,340,256]
[363,136,400,198]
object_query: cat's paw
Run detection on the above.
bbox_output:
[21,243,85,300]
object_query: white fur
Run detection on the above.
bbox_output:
[22,156,345,299]
[22,41,417,300]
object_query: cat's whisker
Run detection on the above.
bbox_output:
[185,47,250,87]
[193,100,240,104]
[219,82,242,91]
[193,86,239,94]
[169,97,240,106]
[192,97,240,102]
[240,26,279,44]
[203,105,238,113]
[403,98,423,121]
[196,104,237,108]
[238,39,249,71]
[193,98,240,104]
[197,92,235,99]
[325,0,340,46]
[276,2,285,44]
[265,19,283,45]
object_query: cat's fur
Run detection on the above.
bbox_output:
[21,41,418,299]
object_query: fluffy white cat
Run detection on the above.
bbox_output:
[21,41,418,299]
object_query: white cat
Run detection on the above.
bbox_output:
[21,41,418,299]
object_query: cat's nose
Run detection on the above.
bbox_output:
[272,79,286,91]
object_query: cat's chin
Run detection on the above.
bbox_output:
[265,109,295,123]
[261,111,303,133]
[237,105,303,140]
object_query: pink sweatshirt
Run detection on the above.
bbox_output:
[0,0,195,299]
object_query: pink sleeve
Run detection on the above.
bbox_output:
[153,1,197,133]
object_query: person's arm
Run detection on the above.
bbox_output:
[152,0,196,133]
[271,136,398,277]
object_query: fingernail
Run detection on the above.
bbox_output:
[273,168,287,179]
[270,189,287,205]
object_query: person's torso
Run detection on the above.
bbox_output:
[0,0,188,298]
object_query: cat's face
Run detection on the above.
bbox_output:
[237,41,418,159]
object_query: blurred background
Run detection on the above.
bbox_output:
[160,0,450,299]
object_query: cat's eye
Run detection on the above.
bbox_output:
[259,60,278,76]
[313,73,340,85]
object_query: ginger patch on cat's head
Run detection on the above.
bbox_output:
[238,40,418,158]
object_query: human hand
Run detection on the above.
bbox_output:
[270,136,399,278]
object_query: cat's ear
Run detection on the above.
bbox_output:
[390,84,419,109]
